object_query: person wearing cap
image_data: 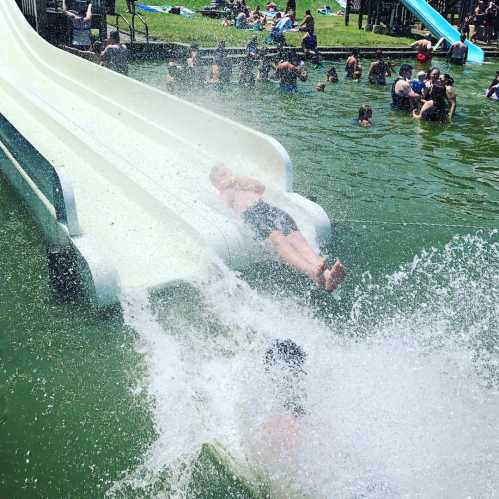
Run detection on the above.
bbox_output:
[448,35,468,65]
[391,63,419,111]
[411,70,427,95]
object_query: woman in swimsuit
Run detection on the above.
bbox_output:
[413,80,449,122]
[367,49,391,85]
[210,165,345,291]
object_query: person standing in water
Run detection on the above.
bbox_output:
[413,79,449,122]
[64,0,93,51]
[345,49,360,79]
[101,30,129,75]
[442,74,457,118]
[367,49,391,85]
[447,35,468,65]
[275,52,308,92]
[391,64,420,111]
[210,165,345,291]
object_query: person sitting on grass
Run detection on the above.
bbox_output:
[299,9,315,32]
[358,104,373,127]
[101,30,128,75]
[210,165,345,291]
[301,30,317,59]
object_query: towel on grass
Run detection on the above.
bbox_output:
[136,3,195,16]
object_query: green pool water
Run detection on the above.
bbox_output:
[1,58,498,498]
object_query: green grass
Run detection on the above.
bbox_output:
[110,0,414,47]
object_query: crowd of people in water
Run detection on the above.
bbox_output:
[163,40,499,125]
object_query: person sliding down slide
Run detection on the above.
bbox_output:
[210,165,345,291]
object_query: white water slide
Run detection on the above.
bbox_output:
[0,0,331,306]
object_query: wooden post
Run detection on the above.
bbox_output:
[345,0,351,26]
[358,0,364,29]
[35,0,48,38]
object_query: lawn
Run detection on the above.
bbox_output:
[109,0,414,47]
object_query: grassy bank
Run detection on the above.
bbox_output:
[109,0,414,47]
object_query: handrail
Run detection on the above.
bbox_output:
[132,12,149,43]
[114,12,134,42]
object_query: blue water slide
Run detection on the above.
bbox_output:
[400,0,485,63]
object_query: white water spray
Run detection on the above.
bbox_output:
[110,233,499,498]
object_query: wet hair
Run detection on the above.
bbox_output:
[264,339,307,374]
[264,340,307,417]
[443,73,454,86]
[316,82,326,91]
[399,63,412,76]
[109,30,120,43]
[190,43,199,50]
[305,9,311,14]
[429,66,441,77]
[375,49,383,59]
[358,104,372,121]
[352,48,359,56]
[209,164,232,187]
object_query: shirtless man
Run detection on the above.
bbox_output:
[447,35,468,65]
[345,49,360,79]
[275,53,308,92]
[210,165,345,291]
[411,36,433,64]
[391,64,419,111]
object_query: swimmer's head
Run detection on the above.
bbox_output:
[358,103,372,121]
[417,70,426,81]
[264,339,307,375]
[209,164,232,189]
[316,82,326,92]
[443,73,454,86]
[399,63,413,78]
[429,67,441,80]
[264,339,307,417]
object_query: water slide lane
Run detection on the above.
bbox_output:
[0,0,331,302]
[400,0,484,63]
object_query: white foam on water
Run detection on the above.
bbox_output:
[110,233,499,498]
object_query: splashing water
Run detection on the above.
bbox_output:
[110,232,498,498]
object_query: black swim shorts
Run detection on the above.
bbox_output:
[242,200,298,240]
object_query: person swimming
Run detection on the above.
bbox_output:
[264,339,307,418]
[358,104,372,127]
[326,66,338,83]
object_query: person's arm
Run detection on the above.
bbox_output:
[84,3,93,22]
[447,88,456,118]
[413,99,433,119]
[367,61,375,80]
[233,176,266,194]
[486,84,497,98]
[410,40,419,48]
[385,62,392,77]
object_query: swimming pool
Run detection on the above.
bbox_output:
[1,57,498,498]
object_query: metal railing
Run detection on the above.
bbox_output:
[132,11,149,42]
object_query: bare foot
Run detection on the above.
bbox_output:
[311,259,327,287]
[323,260,345,291]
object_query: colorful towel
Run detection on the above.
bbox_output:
[136,3,195,16]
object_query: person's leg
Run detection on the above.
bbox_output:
[268,231,323,284]
[285,231,326,270]
[324,260,345,291]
